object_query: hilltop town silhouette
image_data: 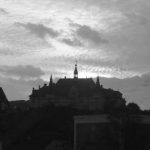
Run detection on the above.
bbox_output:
[29,63,125,111]
[0,63,150,150]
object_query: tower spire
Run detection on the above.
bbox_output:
[49,74,53,86]
[96,76,100,86]
[74,61,78,79]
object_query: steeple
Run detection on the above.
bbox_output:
[96,76,100,86]
[74,61,78,79]
[49,74,53,86]
[32,87,35,93]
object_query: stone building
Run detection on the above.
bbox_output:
[29,63,126,110]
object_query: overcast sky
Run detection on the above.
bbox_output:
[0,0,150,109]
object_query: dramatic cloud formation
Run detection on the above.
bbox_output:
[18,23,60,39]
[0,65,45,79]
[76,25,108,45]
[0,8,8,15]
[0,0,150,109]
[62,38,83,47]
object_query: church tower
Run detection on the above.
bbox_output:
[96,76,100,87]
[49,74,53,86]
[74,62,78,79]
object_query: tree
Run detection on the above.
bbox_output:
[126,102,141,114]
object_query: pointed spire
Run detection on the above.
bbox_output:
[96,76,100,86]
[49,74,53,86]
[74,61,78,79]
[32,87,35,93]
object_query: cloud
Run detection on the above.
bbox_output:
[76,25,108,45]
[17,23,60,39]
[125,12,149,26]
[0,8,8,15]
[141,74,150,87]
[0,65,45,78]
[0,47,24,56]
[0,48,16,56]
[62,38,83,47]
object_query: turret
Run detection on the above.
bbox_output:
[49,74,53,86]
[74,62,78,79]
[96,76,100,85]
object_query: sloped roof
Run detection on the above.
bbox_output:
[9,100,29,110]
[30,84,55,98]
[0,87,9,105]
[55,78,96,97]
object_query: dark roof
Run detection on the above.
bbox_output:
[0,87,9,111]
[29,77,124,102]
[9,100,29,110]
[55,78,96,97]
[30,78,97,98]
[30,83,55,98]
[0,87,9,104]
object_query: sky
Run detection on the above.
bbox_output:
[0,0,150,109]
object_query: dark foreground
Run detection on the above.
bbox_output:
[1,106,150,150]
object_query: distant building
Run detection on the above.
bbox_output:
[29,63,126,110]
[9,100,29,111]
[74,114,150,150]
[0,87,9,111]
[74,115,119,150]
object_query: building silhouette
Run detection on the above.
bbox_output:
[29,63,126,110]
[0,87,9,111]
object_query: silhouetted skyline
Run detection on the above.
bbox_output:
[0,0,150,109]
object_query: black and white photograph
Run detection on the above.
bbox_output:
[1,0,150,150]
